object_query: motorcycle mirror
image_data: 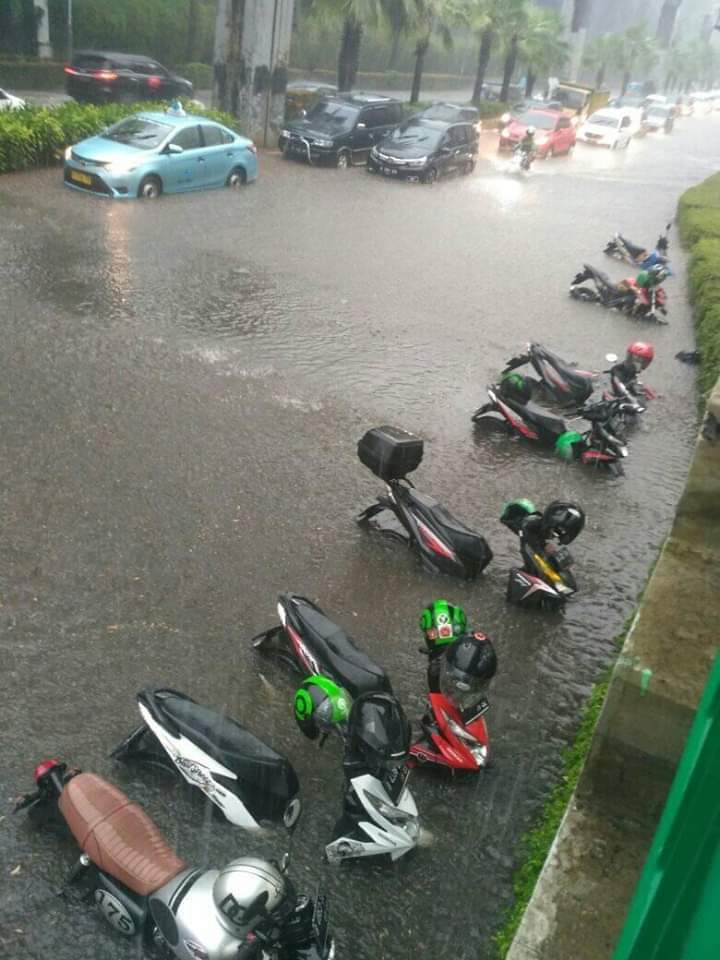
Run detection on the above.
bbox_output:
[605,353,618,363]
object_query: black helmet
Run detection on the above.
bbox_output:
[347,692,410,774]
[541,501,585,544]
[444,634,497,696]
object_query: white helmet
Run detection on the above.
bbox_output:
[526,126,536,136]
[213,857,286,935]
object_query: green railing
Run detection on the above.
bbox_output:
[613,653,720,960]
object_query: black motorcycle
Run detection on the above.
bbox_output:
[355,426,493,579]
[569,264,668,323]
[500,342,595,406]
[499,499,584,610]
[112,687,302,832]
[603,222,671,270]
[14,759,333,960]
[472,380,630,475]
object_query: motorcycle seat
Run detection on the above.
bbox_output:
[503,397,568,436]
[533,346,594,400]
[58,772,186,897]
[284,597,392,698]
[405,490,491,561]
[618,235,646,259]
[145,690,299,803]
[583,264,615,289]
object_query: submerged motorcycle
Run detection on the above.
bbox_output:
[603,342,657,418]
[569,264,669,323]
[410,600,496,772]
[252,594,419,863]
[255,593,493,776]
[355,426,493,579]
[604,222,671,270]
[14,760,334,960]
[499,342,595,406]
[472,377,629,474]
[499,499,585,610]
[112,687,302,832]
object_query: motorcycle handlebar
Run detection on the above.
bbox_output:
[12,790,40,813]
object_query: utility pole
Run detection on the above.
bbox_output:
[67,0,73,60]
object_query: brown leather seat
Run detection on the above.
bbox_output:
[58,772,186,897]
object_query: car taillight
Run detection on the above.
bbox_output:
[91,70,118,82]
[147,76,163,88]
[64,66,80,75]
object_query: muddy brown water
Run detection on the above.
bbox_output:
[1,117,717,959]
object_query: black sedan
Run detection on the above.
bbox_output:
[367,119,476,184]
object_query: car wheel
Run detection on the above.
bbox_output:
[336,150,351,169]
[462,160,475,175]
[226,167,247,188]
[137,175,162,200]
[423,166,438,185]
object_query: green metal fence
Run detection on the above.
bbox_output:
[613,652,720,960]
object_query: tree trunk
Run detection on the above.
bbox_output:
[525,70,536,98]
[595,63,606,89]
[472,27,494,104]
[410,36,430,103]
[500,35,519,103]
[656,1,682,48]
[186,0,200,63]
[213,0,245,114]
[338,15,362,91]
[621,69,631,95]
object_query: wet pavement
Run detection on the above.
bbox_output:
[1,116,718,959]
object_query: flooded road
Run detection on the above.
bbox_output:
[1,116,717,959]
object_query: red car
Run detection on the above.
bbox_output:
[498,108,576,158]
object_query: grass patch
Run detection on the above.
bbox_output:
[492,676,611,958]
[677,172,720,399]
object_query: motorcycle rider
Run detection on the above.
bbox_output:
[515,126,536,167]
[610,342,655,396]
[419,600,497,693]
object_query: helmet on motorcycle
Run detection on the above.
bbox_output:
[541,501,585,544]
[526,126,536,136]
[294,675,350,741]
[499,371,532,404]
[646,263,669,286]
[499,498,540,535]
[420,599,466,648]
[626,341,654,372]
[347,691,411,773]
[213,857,286,936]
[554,430,583,462]
[444,633,497,695]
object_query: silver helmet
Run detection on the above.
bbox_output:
[213,857,286,935]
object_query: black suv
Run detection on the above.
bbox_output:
[279,94,404,168]
[367,119,477,183]
[65,51,193,105]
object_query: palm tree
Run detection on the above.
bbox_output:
[497,0,528,103]
[611,24,659,96]
[409,0,458,103]
[518,7,568,98]
[468,0,510,105]
[656,0,683,48]
[582,33,614,90]
[310,0,387,91]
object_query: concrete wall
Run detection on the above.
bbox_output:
[507,376,720,960]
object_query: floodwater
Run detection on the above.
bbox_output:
[1,115,717,960]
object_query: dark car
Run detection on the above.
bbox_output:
[411,102,481,144]
[65,50,193,105]
[367,119,476,184]
[278,94,403,168]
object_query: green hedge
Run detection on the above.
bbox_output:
[181,61,213,90]
[678,172,720,398]
[0,99,243,175]
[0,58,66,89]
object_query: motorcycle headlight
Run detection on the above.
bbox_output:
[442,712,487,765]
[362,789,417,828]
[501,127,511,138]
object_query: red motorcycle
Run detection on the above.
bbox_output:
[569,263,669,324]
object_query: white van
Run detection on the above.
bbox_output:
[577,108,640,149]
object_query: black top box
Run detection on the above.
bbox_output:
[357,426,424,481]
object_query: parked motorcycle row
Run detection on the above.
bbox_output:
[12,235,665,960]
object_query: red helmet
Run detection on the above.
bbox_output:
[626,341,654,371]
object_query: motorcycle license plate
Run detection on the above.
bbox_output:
[381,166,397,176]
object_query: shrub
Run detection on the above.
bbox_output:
[180,62,213,90]
[0,99,243,175]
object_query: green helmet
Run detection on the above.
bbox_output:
[500,498,539,534]
[420,599,467,648]
[555,430,583,462]
[294,675,350,741]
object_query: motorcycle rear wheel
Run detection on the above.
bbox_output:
[570,287,599,302]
